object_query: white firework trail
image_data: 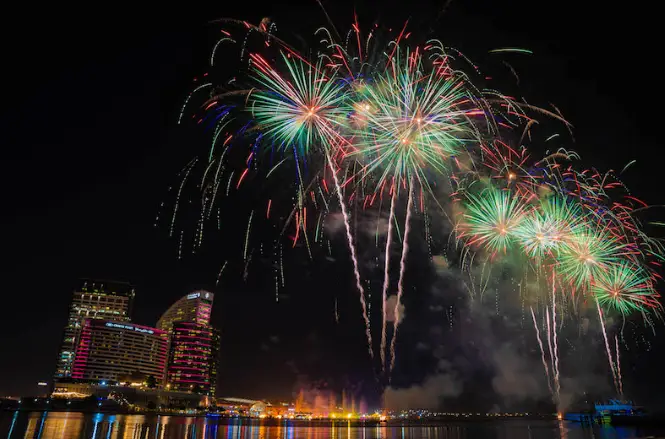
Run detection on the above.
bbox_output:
[326,153,373,358]
[380,191,397,372]
[531,307,554,397]
[615,335,624,397]
[596,298,620,396]
[545,308,560,404]
[390,181,414,375]
[551,273,561,401]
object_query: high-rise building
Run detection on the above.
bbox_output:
[55,279,135,379]
[71,319,168,382]
[156,291,214,332]
[157,291,219,396]
[165,322,220,396]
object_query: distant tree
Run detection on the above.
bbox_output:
[146,375,157,389]
[146,401,157,410]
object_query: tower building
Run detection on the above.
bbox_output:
[157,291,220,396]
[165,322,219,395]
[55,279,135,379]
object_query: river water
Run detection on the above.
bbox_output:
[0,412,662,439]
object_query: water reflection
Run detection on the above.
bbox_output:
[0,413,660,439]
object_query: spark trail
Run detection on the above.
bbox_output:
[215,260,228,286]
[381,191,397,371]
[551,273,561,402]
[390,181,414,375]
[545,308,560,404]
[596,298,619,395]
[326,153,373,358]
[531,307,554,397]
[615,335,624,397]
[244,210,254,261]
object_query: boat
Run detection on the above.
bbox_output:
[565,399,644,424]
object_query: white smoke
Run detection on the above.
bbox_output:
[383,360,463,410]
[490,343,546,400]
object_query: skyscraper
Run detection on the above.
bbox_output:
[157,291,219,395]
[55,279,135,379]
[156,291,214,332]
[71,319,168,382]
[166,322,220,395]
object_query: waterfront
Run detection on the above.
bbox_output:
[1,412,664,439]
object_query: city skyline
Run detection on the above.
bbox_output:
[51,280,221,398]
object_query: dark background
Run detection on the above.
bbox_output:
[1,0,662,406]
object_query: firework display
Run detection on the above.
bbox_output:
[454,138,663,401]
[167,15,662,404]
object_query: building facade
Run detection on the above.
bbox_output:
[165,322,219,396]
[55,279,135,379]
[156,291,214,332]
[71,319,168,382]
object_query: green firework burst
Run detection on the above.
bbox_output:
[462,187,529,253]
[592,261,659,315]
[350,46,481,188]
[250,53,348,155]
[515,195,584,259]
[556,226,625,290]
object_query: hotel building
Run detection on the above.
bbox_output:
[54,279,135,379]
[166,322,220,396]
[156,291,214,332]
[157,291,219,396]
[71,319,168,382]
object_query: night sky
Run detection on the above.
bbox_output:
[1,0,663,408]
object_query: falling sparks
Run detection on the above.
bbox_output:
[244,210,254,262]
[216,261,228,286]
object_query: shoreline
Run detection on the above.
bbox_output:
[1,410,558,423]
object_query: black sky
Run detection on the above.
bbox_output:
[1,0,663,405]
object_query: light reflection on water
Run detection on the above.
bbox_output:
[0,412,658,439]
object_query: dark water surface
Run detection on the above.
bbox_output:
[0,412,662,439]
